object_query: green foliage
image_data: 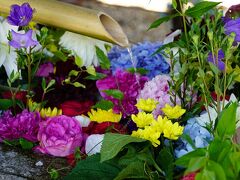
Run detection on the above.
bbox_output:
[64,154,121,180]
[85,72,106,80]
[103,89,124,100]
[93,100,114,110]
[148,14,179,30]
[0,99,13,110]
[19,138,34,150]
[96,46,111,70]
[127,67,148,75]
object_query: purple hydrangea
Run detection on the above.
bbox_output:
[0,110,41,142]
[96,69,148,117]
[175,118,213,158]
[9,30,39,49]
[224,17,240,42]
[207,49,225,71]
[108,42,170,79]
[7,3,33,26]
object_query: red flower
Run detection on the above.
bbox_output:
[66,154,76,167]
[181,172,197,180]
[61,100,93,116]
[2,91,27,103]
[83,122,127,134]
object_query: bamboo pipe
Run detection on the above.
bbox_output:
[0,0,129,47]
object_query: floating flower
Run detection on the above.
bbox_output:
[88,109,121,123]
[162,104,186,119]
[0,19,18,77]
[59,31,110,67]
[108,41,170,79]
[131,112,155,128]
[39,107,62,118]
[96,69,148,117]
[9,30,39,49]
[0,110,40,142]
[35,115,83,157]
[207,49,225,71]
[224,17,240,42]
[7,3,33,26]
[135,98,158,112]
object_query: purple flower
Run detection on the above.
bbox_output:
[96,69,148,117]
[9,30,39,49]
[36,62,54,77]
[224,17,240,42]
[7,3,33,26]
[0,110,40,142]
[35,115,83,157]
[207,49,225,71]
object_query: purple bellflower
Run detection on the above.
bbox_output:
[7,3,33,26]
[224,17,240,43]
[207,49,225,71]
[9,30,39,49]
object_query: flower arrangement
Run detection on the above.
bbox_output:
[0,1,240,180]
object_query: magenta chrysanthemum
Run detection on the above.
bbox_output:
[0,110,41,142]
[96,69,148,117]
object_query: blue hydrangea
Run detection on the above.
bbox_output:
[108,41,170,79]
[175,118,213,158]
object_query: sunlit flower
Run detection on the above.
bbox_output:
[88,109,122,123]
[7,3,33,26]
[135,98,158,112]
[131,112,155,128]
[162,104,186,119]
[0,19,18,77]
[39,107,62,118]
[59,31,110,67]
[9,30,39,49]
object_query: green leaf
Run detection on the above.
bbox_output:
[54,50,68,61]
[148,13,179,30]
[0,99,13,110]
[49,169,59,180]
[195,168,216,180]
[73,82,86,88]
[209,62,220,75]
[114,161,147,180]
[100,133,146,162]
[75,56,83,67]
[103,89,124,100]
[185,1,221,18]
[93,100,114,110]
[86,65,96,76]
[19,138,34,150]
[64,154,120,180]
[46,79,56,89]
[69,70,79,77]
[85,72,106,80]
[127,68,148,75]
[96,46,110,70]
[41,78,46,89]
[186,157,207,173]
[216,102,237,138]
[157,148,174,180]
[206,161,226,180]
[172,0,177,9]
[175,148,206,167]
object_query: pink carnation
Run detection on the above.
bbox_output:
[0,110,40,142]
[35,115,83,157]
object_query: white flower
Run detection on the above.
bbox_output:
[85,134,104,156]
[59,31,111,67]
[0,19,18,77]
[74,115,90,127]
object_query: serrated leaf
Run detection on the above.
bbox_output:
[75,56,83,67]
[86,65,96,76]
[0,99,13,110]
[103,89,124,100]
[85,72,106,80]
[148,13,179,30]
[100,133,146,162]
[73,82,86,88]
[185,1,221,18]
[65,154,120,180]
[93,100,114,110]
[96,46,110,70]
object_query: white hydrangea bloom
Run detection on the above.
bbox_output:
[59,31,111,67]
[0,19,18,77]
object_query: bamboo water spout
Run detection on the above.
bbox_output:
[0,0,129,47]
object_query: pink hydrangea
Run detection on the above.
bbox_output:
[96,69,148,117]
[0,110,40,142]
[35,115,83,157]
[138,75,180,118]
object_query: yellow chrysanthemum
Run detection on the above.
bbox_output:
[135,98,158,112]
[39,107,62,118]
[162,104,186,119]
[163,122,184,140]
[132,126,161,147]
[88,109,121,123]
[151,115,169,132]
[131,112,155,128]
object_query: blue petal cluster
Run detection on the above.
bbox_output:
[175,118,213,158]
[108,42,170,79]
